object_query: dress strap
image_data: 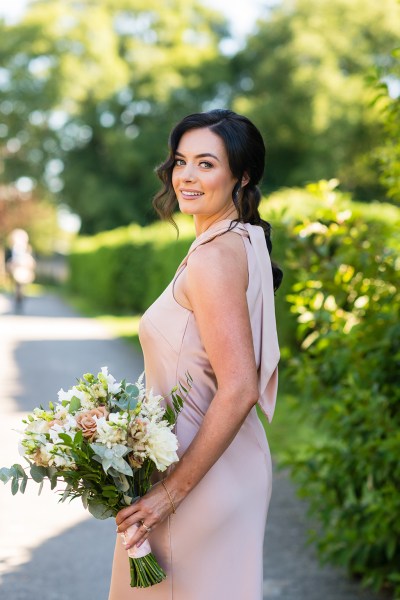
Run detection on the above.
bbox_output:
[175,219,280,422]
[175,219,248,273]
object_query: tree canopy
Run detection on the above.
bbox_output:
[231,0,400,197]
[1,0,399,233]
[0,0,229,232]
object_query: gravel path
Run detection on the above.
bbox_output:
[0,292,388,600]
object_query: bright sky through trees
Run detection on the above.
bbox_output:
[0,0,262,39]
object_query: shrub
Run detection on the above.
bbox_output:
[282,180,400,597]
[68,217,193,313]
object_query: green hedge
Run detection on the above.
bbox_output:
[280,181,400,597]
[68,217,194,313]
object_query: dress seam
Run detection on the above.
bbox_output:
[142,312,179,354]
[168,515,173,599]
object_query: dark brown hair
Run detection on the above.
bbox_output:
[153,109,283,291]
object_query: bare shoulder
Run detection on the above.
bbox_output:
[186,231,248,291]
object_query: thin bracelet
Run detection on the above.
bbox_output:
[161,480,176,514]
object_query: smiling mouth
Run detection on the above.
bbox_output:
[180,190,204,197]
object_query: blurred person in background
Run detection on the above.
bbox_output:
[5,228,36,311]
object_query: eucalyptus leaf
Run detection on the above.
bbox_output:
[30,464,47,483]
[38,480,44,495]
[13,463,26,478]
[87,500,114,520]
[11,477,19,495]
[0,466,17,484]
[19,476,28,494]
[111,457,133,477]
[113,473,130,492]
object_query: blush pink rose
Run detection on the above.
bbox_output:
[76,406,109,441]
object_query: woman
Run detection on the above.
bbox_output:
[109,109,282,599]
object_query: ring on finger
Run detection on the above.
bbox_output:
[140,520,151,533]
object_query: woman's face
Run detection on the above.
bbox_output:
[172,127,238,220]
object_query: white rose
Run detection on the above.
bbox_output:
[146,421,179,471]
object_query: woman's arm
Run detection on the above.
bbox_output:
[116,233,260,548]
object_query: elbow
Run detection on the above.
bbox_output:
[234,383,260,411]
[219,378,259,412]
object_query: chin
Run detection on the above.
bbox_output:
[177,202,199,216]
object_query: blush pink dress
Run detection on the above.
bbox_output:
[108,218,280,600]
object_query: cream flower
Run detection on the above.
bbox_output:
[95,413,128,448]
[145,421,179,472]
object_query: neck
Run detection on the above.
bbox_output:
[194,207,239,237]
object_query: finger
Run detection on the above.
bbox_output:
[125,525,151,550]
[115,502,141,527]
[117,511,145,534]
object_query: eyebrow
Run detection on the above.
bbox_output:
[175,151,220,163]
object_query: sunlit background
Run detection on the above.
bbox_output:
[0,1,399,598]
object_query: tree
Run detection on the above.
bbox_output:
[230,0,400,198]
[375,46,400,204]
[0,0,229,232]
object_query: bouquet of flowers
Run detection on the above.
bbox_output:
[0,367,191,588]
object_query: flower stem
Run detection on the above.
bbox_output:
[129,554,166,588]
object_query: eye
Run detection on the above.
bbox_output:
[174,158,185,166]
[199,161,213,168]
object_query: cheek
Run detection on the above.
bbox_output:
[171,170,181,195]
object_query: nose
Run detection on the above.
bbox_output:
[181,162,196,182]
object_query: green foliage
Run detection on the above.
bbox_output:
[232,0,400,198]
[3,0,400,237]
[68,215,194,312]
[373,45,400,205]
[0,0,229,233]
[164,371,193,426]
[281,181,400,596]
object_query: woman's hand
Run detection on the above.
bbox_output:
[115,481,174,551]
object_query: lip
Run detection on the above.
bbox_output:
[179,189,204,194]
[179,189,204,198]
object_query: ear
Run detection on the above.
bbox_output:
[241,171,250,187]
